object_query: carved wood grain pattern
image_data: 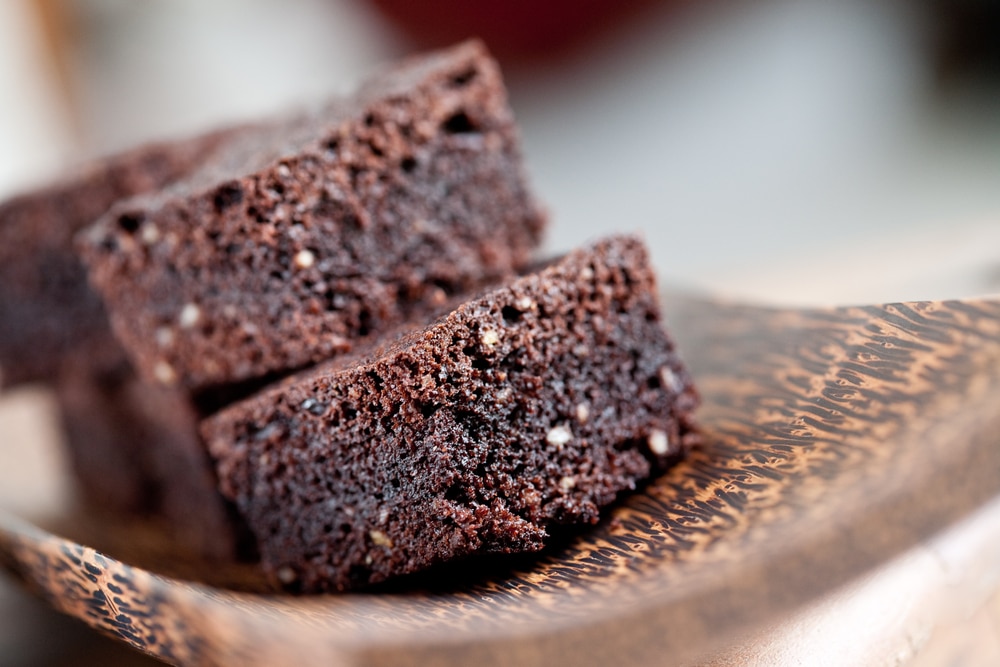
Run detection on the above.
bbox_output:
[1,296,999,666]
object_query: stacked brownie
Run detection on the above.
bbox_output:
[4,40,546,559]
[205,236,698,592]
[2,40,699,588]
[79,39,544,392]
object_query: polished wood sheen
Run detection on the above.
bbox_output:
[2,294,999,666]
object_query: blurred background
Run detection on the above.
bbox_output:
[0,0,998,665]
[1,0,998,306]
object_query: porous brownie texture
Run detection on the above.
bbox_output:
[204,235,699,592]
[57,343,240,560]
[0,131,233,388]
[80,39,546,393]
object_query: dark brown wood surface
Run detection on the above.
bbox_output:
[2,294,999,666]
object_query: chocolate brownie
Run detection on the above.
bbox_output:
[204,236,699,592]
[0,131,234,388]
[56,343,239,560]
[79,39,546,393]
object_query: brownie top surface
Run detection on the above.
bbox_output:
[0,128,236,258]
[93,40,493,220]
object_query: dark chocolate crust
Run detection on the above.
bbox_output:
[80,40,546,393]
[0,131,233,388]
[204,236,699,592]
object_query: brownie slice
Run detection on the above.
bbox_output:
[0,131,234,388]
[56,343,240,561]
[204,236,700,592]
[79,39,546,393]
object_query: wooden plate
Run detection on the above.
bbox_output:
[2,294,999,666]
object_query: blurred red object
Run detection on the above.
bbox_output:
[926,0,1000,82]
[369,0,663,62]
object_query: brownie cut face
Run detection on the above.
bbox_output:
[204,235,699,592]
[0,131,233,388]
[79,39,546,394]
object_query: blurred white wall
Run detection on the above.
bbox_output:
[64,0,402,151]
[1,0,998,305]
[0,0,75,197]
[514,0,1000,302]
